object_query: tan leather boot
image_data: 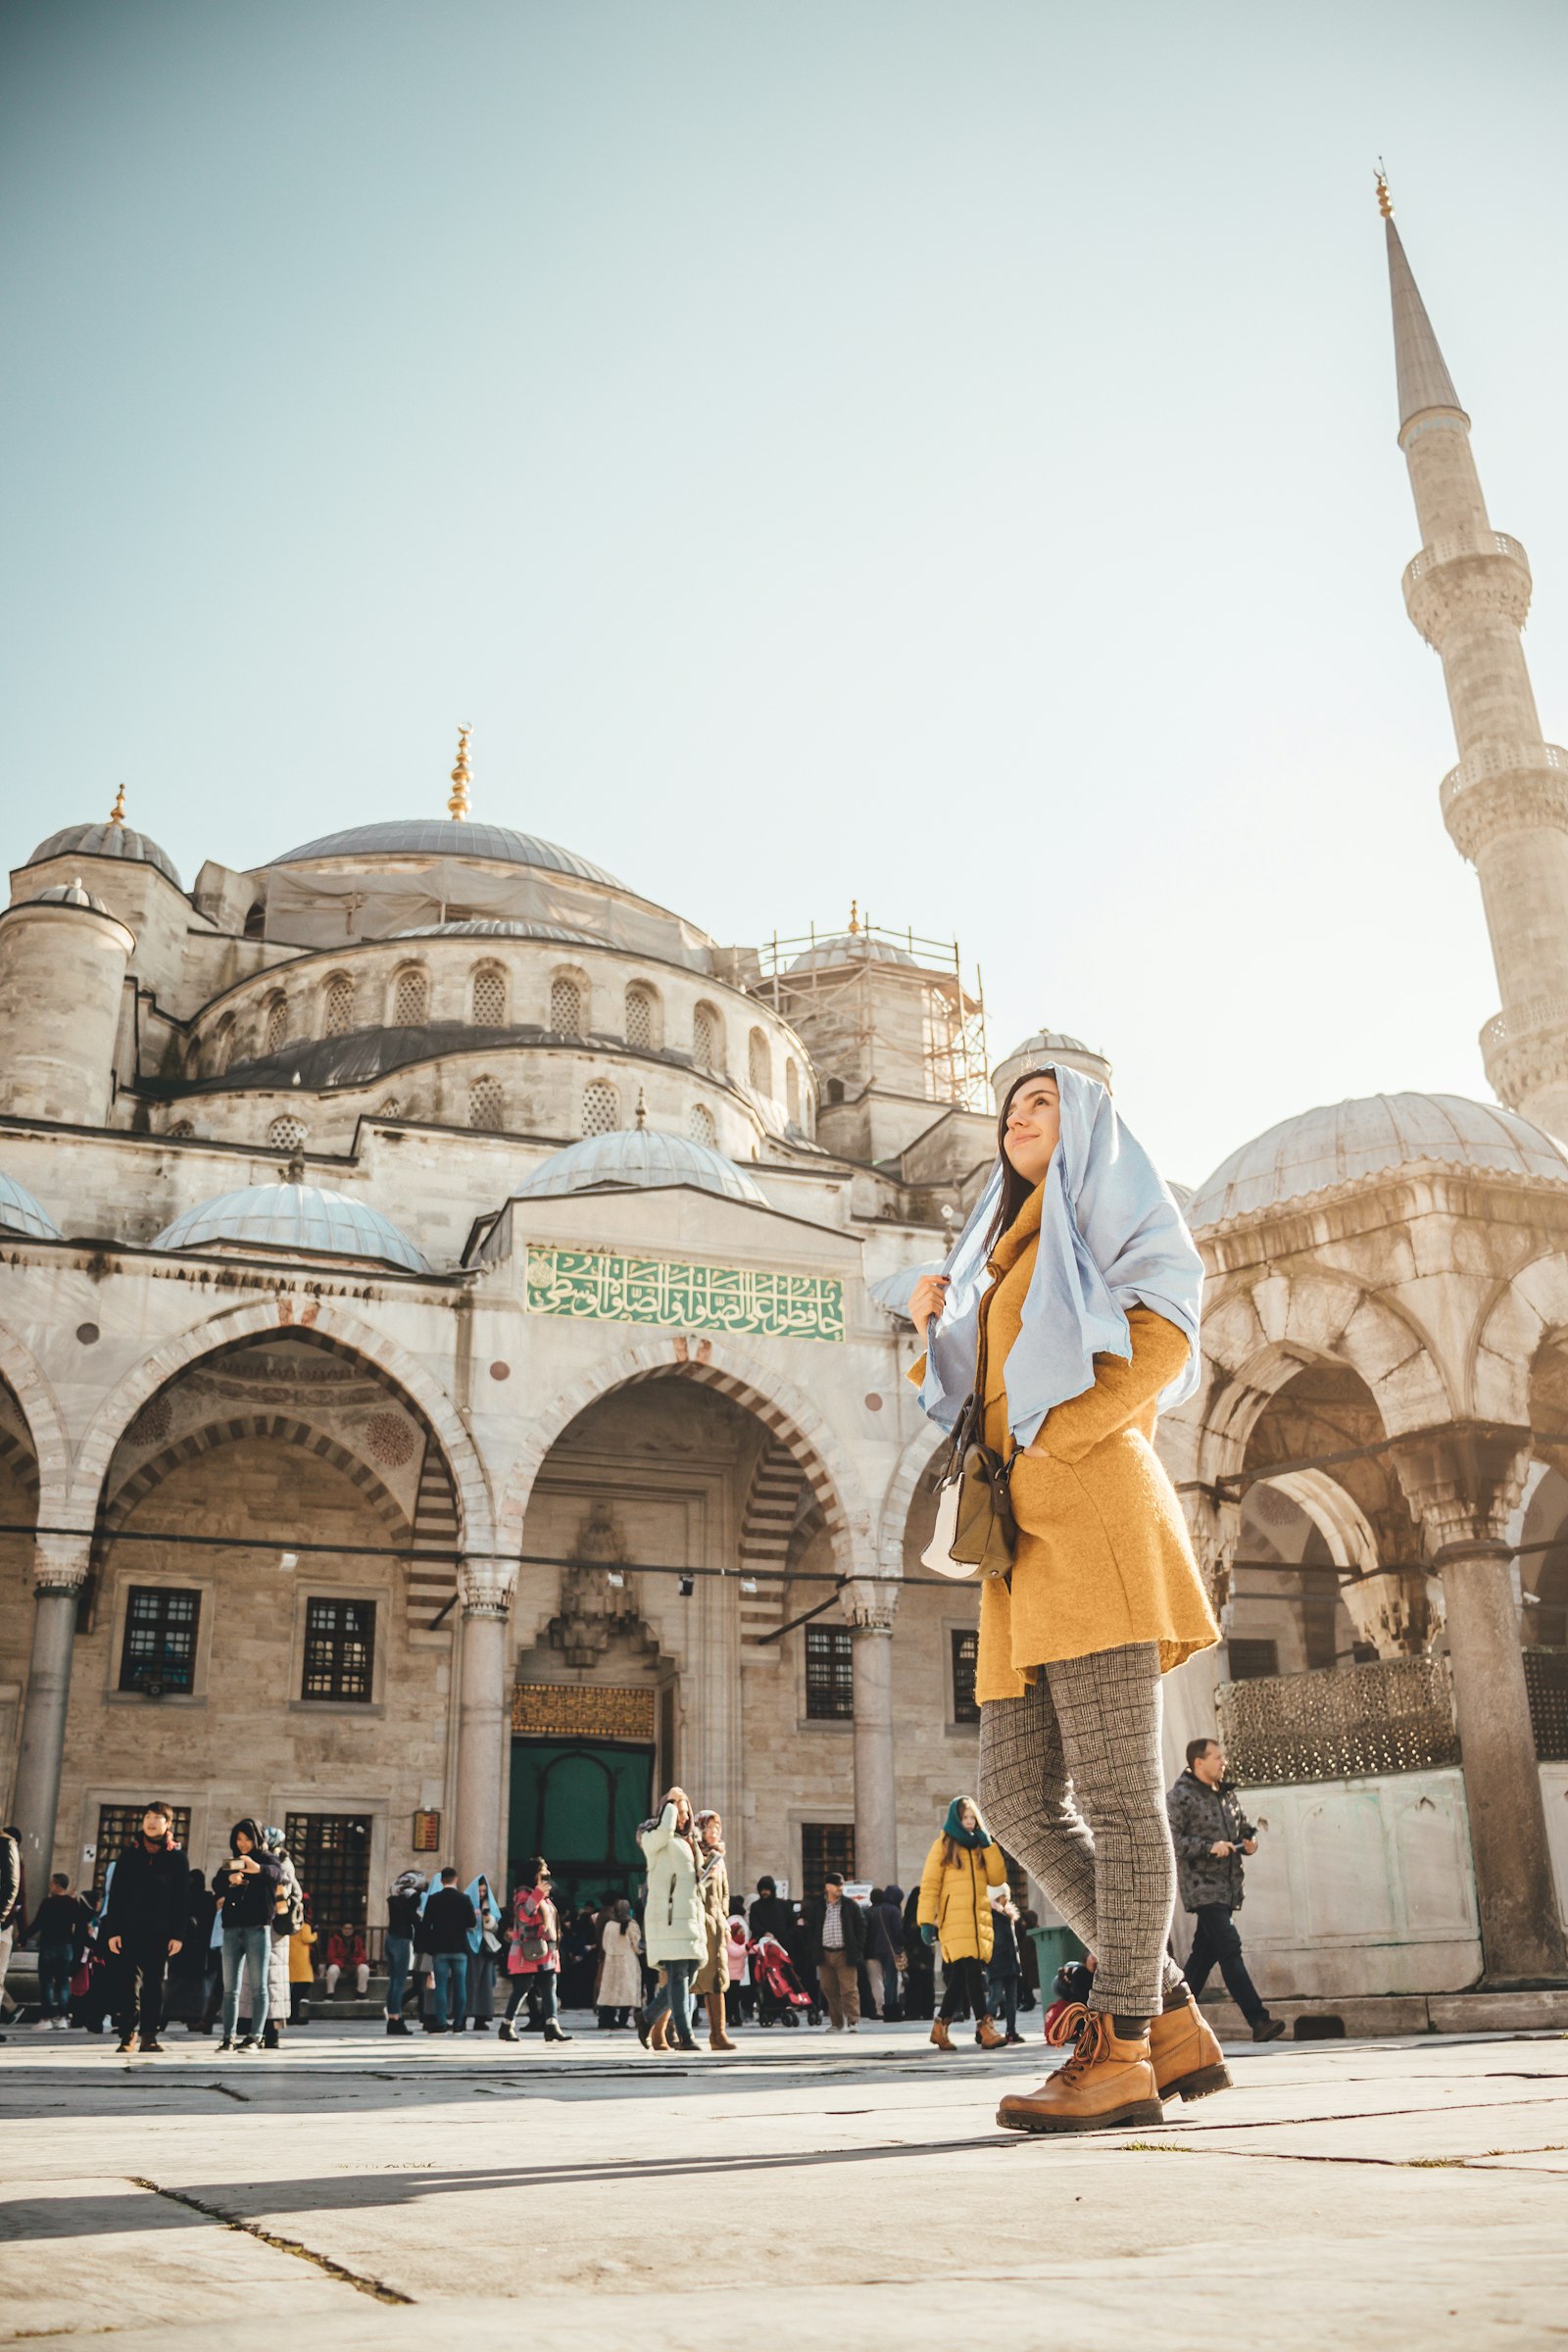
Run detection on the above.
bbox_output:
[1149,1992,1232,2103]
[996,2004,1164,2133]
[975,2013,1006,2050]
[707,1993,737,2051]
[929,2017,956,2051]
[648,2009,670,2053]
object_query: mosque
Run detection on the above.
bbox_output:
[0,189,1563,1996]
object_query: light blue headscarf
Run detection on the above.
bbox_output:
[918,1061,1202,1446]
[464,1873,498,1957]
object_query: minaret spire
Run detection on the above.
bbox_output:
[447,725,472,821]
[1384,183,1568,1136]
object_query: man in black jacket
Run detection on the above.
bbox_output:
[104,1804,190,2054]
[799,1874,866,2030]
[1167,1740,1283,2043]
[420,1868,476,2033]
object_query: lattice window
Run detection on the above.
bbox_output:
[283,1812,372,1932]
[1216,1656,1459,1785]
[119,1588,201,1695]
[301,1597,375,1702]
[472,964,507,1026]
[392,966,428,1026]
[693,1004,722,1071]
[323,973,355,1035]
[269,1114,309,1152]
[468,1076,505,1131]
[264,995,288,1054]
[951,1627,979,1725]
[550,974,584,1033]
[166,1119,194,1140]
[1524,1648,1568,1762]
[801,1822,856,1901]
[582,1079,619,1136]
[689,1103,717,1148]
[1227,1638,1281,1682]
[625,985,655,1050]
[805,1624,855,1720]
[93,1803,192,1900]
[378,1098,402,1120]
[786,1058,801,1125]
[748,1028,771,1095]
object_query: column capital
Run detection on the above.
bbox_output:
[1386,1423,1531,1553]
[457,1555,517,1619]
[34,1530,94,1593]
[842,1578,900,1633]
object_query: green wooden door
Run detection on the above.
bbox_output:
[508,1740,653,1910]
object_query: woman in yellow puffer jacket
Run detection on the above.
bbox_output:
[917,1797,1007,2052]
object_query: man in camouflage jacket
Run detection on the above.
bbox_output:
[1167,1740,1283,2042]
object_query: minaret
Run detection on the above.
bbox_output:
[1383,173,1568,1136]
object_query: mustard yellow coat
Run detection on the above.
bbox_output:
[956,1182,1218,1704]
[917,1835,1008,1964]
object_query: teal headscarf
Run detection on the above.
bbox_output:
[943,1798,991,1849]
[918,1061,1202,1447]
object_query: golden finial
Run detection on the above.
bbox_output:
[634,1086,649,1130]
[109,784,126,826]
[448,725,472,821]
[847,898,861,936]
[1375,163,1393,220]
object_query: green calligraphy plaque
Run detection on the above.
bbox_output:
[525,1245,844,1344]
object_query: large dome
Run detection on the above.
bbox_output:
[268,819,624,890]
[27,820,180,888]
[0,1171,62,1242]
[152,1182,428,1273]
[1188,1092,1568,1229]
[397,919,604,945]
[514,1126,768,1206]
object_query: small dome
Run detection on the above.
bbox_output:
[268,819,623,891]
[30,878,109,912]
[397,919,604,946]
[27,820,180,888]
[152,1182,428,1273]
[787,932,919,974]
[992,1027,1113,1102]
[515,1126,768,1206]
[1188,1092,1568,1230]
[0,1170,62,1242]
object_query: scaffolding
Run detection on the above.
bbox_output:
[755,908,989,1109]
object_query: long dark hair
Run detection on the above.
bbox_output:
[983,1068,1057,1259]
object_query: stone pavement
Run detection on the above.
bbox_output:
[0,2015,1564,2348]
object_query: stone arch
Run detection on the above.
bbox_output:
[497,1336,871,1578]
[875,1420,949,1575]
[0,1323,71,1516]
[104,1414,409,1537]
[67,1299,495,1553]
[1472,1250,1568,1425]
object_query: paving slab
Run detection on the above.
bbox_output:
[2,2020,1565,2348]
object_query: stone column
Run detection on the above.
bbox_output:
[12,1532,94,1885]
[1395,1427,1566,1982]
[452,1559,515,1886]
[847,1582,900,1887]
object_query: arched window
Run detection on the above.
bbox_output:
[468,1076,505,1131]
[269,1113,309,1152]
[378,1098,403,1121]
[243,902,266,939]
[748,1027,771,1096]
[689,1102,717,1148]
[624,983,656,1051]
[550,973,584,1034]
[392,965,428,1026]
[582,1079,619,1136]
[826,1076,845,1104]
[323,972,355,1036]
[211,1015,235,1075]
[785,1057,801,1125]
[472,963,507,1026]
[693,1003,723,1071]
[264,994,288,1054]
[167,1118,194,1141]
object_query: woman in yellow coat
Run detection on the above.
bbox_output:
[917,1797,1007,2052]
[911,1061,1226,2135]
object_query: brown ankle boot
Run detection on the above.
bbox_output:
[1149,1992,1232,2103]
[997,2004,1164,2134]
[707,1993,737,2052]
[929,2017,957,2051]
[975,2013,1006,2050]
[648,2010,670,2052]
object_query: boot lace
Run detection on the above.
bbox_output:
[1043,1999,1108,2082]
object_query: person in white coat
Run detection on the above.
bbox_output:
[635,1788,705,2053]
[596,1899,644,2030]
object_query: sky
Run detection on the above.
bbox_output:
[3,0,1567,1182]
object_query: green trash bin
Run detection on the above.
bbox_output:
[1027,1923,1087,1995]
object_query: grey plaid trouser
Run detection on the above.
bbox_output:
[978,1642,1182,2019]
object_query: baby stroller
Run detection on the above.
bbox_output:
[749,1933,813,2028]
